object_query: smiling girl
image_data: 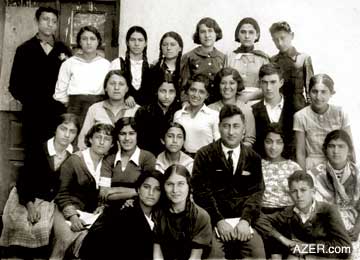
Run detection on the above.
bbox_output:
[181,17,225,103]
[294,74,353,170]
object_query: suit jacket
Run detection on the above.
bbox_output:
[255,201,352,259]
[252,98,295,159]
[192,140,264,226]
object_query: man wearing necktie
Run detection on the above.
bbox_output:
[192,104,265,259]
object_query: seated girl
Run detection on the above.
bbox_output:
[153,164,212,260]
[99,117,156,207]
[135,71,181,156]
[174,74,220,157]
[311,130,360,259]
[50,123,114,259]
[78,70,139,150]
[209,67,256,146]
[0,113,79,254]
[255,171,352,259]
[294,74,353,170]
[80,170,164,260]
[156,122,193,174]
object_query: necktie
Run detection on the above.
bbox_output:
[227,150,234,173]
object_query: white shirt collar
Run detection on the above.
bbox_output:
[114,146,141,167]
[294,199,317,223]
[47,137,73,156]
[221,142,241,174]
[82,148,103,189]
[263,95,284,109]
[183,104,212,115]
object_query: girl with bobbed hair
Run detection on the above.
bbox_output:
[98,117,156,207]
[80,170,164,260]
[0,113,79,253]
[78,70,140,150]
[181,17,225,104]
[311,129,360,258]
[54,26,110,125]
[294,73,353,170]
[50,123,114,259]
[110,26,152,106]
[226,17,269,104]
[209,67,256,146]
[153,164,212,260]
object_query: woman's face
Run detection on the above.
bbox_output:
[106,74,128,101]
[127,31,147,56]
[220,75,237,100]
[138,177,161,208]
[198,23,216,48]
[54,122,78,147]
[309,83,332,112]
[164,172,189,206]
[238,23,258,47]
[118,125,137,152]
[161,36,182,60]
[79,30,99,54]
[89,130,113,156]
[163,127,185,154]
[188,82,208,108]
[264,132,284,162]
[157,82,176,109]
[326,138,350,169]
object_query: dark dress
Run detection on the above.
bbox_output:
[80,199,155,260]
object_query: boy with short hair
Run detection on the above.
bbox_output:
[252,63,295,159]
[270,21,314,112]
[255,170,352,259]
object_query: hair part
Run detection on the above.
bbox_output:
[54,113,80,134]
[103,70,128,99]
[235,17,260,43]
[214,67,244,96]
[269,21,293,35]
[135,169,164,192]
[309,74,335,94]
[264,123,285,142]
[288,170,314,189]
[163,164,192,194]
[76,25,102,48]
[35,6,59,21]
[162,122,187,141]
[219,104,245,124]
[193,17,223,44]
[84,123,115,148]
[114,117,138,136]
[259,63,284,79]
[187,73,211,93]
[323,129,354,156]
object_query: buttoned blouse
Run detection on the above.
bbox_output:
[226,51,269,90]
[174,104,220,153]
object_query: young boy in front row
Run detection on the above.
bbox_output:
[255,171,352,259]
[270,21,314,112]
[252,63,295,160]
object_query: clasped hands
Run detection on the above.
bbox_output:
[216,219,253,242]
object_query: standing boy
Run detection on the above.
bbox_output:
[270,21,314,112]
[9,6,72,149]
[255,171,352,259]
[252,63,295,159]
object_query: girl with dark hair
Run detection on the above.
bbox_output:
[80,170,164,260]
[54,26,110,125]
[156,122,193,174]
[311,130,360,258]
[151,31,183,98]
[294,73,353,170]
[0,114,79,252]
[99,117,156,207]
[135,70,181,156]
[209,67,256,146]
[50,123,114,259]
[181,17,225,104]
[226,17,269,104]
[153,164,212,260]
[78,70,140,150]
[110,26,152,106]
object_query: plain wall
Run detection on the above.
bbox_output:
[118,0,360,157]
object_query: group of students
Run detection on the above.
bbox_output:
[0,5,358,260]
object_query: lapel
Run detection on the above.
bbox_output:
[256,102,271,125]
[44,143,56,172]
